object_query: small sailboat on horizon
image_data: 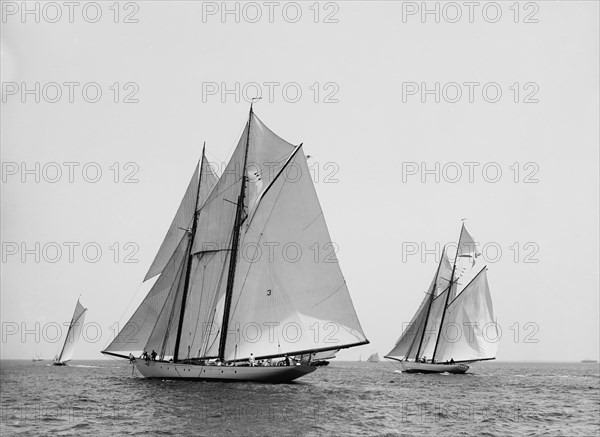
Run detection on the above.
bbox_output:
[385,224,498,374]
[53,297,87,366]
[366,353,380,363]
[32,353,43,362]
[102,106,369,382]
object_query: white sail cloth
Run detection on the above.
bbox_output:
[145,157,217,281]
[184,113,367,360]
[105,113,368,361]
[434,268,498,362]
[57,299,87,363]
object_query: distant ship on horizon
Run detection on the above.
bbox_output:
[581,358,598,363]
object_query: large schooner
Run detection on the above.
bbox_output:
[53,297,87,366]
[385,224,498,374]
[102,106,369,382]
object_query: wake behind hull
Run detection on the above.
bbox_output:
[134,361,317,383]
[399,361,469,374]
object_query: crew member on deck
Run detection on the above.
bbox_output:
[249,353,255,366]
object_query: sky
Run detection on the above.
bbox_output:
[1,1,598,362]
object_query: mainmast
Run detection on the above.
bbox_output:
[412,245,447,362]
[432,225,464,363]
[173,144,206,362]
[218,104,253,362]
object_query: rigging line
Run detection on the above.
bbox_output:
[301,210,324,233]
[101,280,146,350]
[445,266,487,309]
[125,237,189,343]
[196,174,244,212]
[310,280,347,308]
[116,231,190,350]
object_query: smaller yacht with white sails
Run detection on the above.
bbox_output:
[385,224,498,374]
[53,297,87,366]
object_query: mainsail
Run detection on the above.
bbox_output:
[385,224,497,364]
[56,298,87,363]
[103,108,368,362]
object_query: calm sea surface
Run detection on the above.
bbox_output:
[1,360,598,436]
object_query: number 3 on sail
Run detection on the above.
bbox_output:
[385,224,499,374]
[102,106,369,382]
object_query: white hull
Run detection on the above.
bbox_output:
[134,361,317,383]
[399,361,470,374]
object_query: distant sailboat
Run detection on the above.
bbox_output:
[385,224,498,374]
[367,353,380,363]
[581,358,598,363]
[102,106,369,382]
[32,353,43,362]
[53,298,87,366]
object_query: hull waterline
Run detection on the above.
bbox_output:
[399,361,469,374]
[134,361,317,383]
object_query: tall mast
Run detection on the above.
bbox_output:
[173,144,205,362]
[432,224,464,363]
[218,104,253,362]
[413,245,446,362]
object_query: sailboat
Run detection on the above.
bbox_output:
[366,353,380,363]
[385,224,498,374]
[102,106,369,382]
[53,298,87,366]
[32,353,43,362]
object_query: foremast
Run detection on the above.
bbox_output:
[218,105,253,362]
[173,144,206,362]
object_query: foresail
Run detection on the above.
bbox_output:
[222,146,368,361]
[434,268,498,362]
[58,300,87,363]
[104,236,189,356]
[385,292,430,360]
[145,164,198,281]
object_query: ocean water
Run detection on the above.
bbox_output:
[0,360,598,436]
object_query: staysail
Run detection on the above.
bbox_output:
[56,298,87,363]
[104,109,368,362]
